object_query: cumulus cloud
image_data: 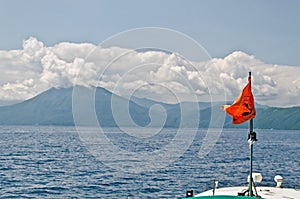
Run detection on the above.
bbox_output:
[0,37,299,107]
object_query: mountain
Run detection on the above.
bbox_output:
[199,104,300,130]
[0,87,151,126]
[0,87,74,125]
[0,87,300,130]
[254,106,300,130]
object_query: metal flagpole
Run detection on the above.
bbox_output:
[249,119,254,196]
[248,72,257,196]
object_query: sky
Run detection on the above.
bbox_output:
[0,0,299,107]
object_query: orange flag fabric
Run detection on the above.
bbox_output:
[222,76,256,124]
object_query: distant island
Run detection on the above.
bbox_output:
[0,87,299,130]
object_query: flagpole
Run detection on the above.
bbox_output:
[248,72,256,196]
[249,118,254,196]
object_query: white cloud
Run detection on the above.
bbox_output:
[0,37,299,107]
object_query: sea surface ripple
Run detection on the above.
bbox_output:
[0,126,299,198]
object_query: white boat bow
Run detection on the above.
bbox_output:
[196,186,300,199]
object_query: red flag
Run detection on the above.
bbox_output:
[222,76,256,124]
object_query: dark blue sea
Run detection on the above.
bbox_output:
[0,126,299,198]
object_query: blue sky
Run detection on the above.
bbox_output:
[1,0,299,66]
[0,0,300,107]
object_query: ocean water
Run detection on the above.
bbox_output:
[0,126,299,198]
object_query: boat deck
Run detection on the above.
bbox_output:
[195,186,300,199]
